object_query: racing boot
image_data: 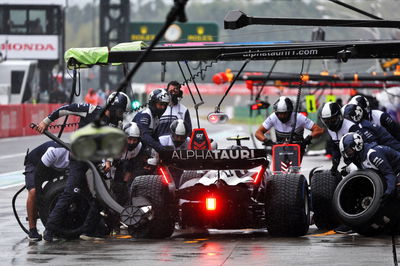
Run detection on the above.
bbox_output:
[27,228,42,242]
[43,229,54,242]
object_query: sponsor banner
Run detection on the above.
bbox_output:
[0,35,59,60]
[144,83,354,96]
[0,104,78,138]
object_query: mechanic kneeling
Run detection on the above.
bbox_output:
[36,92,131,242]
[24,141,69,241]
[339,132,400,200]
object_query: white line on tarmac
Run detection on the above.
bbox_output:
[0,153,26,160]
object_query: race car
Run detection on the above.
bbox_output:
[126,129,311,238]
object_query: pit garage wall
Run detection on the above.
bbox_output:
[0,104,79,138]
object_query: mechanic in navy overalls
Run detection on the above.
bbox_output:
[133,88,170,153]
[320,102,400,174]
[23,141,69,241]
[155,81,192,137]
[255,96,324,159]
[339,132,400,199]
[109,122,150,206]
[35,92,131,242]
[347,94,400,141]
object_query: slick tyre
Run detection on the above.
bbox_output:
[265,174,310,237]
[310,170,341,230]
[129,175,175,238]
[39,178,90,239]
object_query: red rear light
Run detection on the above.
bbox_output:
[206,197,217,211]
[159,167,171,184]
[253,166,266,184]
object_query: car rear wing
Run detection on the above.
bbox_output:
[159,149,268,170]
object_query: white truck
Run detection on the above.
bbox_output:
[0,60,39,104]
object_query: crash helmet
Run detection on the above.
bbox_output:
[107,91,131,112]
[349,95,370,120]
[148,88,170,118]
[320,102,344,131]
[167,80,183,105]
[339,132,364,160]
[342,103,364,123]
[273,96,294,123]
[105,91,131,126]
[170,119,188,147]
[123,122,141,150]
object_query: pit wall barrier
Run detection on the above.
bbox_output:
[0,104,79,138]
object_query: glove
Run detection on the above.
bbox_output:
[340,166,349,177]
[263,139,274,146]
[302,135,312,146]
[380,193,393,206]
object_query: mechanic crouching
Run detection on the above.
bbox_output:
[255,96,324,159]
[339,132,400,201]
[107,122,150,206]
[159,119,191,185]
[35,92,131,242]
[24,141,69,241]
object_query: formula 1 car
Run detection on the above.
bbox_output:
[125,129,311,238]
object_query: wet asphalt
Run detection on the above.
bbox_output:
[1,122,399,265]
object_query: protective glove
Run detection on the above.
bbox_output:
[263,139,274,146]
[380,193,393,206]
[340,166,349,177]
[302,135,312,146]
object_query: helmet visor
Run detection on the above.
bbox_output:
[322,115,341,130]
[343,146,356,158]
[276,112,291,123]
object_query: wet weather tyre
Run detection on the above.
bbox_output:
[179,170,204,188]
[310,170,341,230]
[129,175,175,238]
[332,170,388,236]
[39,178,91,239]
[265,174,310,237]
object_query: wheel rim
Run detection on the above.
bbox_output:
[338,175,376,217]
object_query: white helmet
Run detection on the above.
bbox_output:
[123,122,140,138]
[107,91,131,112]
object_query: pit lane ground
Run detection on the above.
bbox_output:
[0,123,399,265]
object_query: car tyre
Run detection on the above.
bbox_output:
[310,170,341,230]
[128,175,175,238]
[265,173,310,237]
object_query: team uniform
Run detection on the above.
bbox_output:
[156,103,192,137]
[133,108,165,152]
[159,135,190,150]
[358,143,400,195]
[261,112,314,143]
[43,92,131,241]
[370,109,400,141]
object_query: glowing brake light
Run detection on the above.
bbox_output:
[206,197,217,211]
[253,166,266,184]
[159,167,171,184]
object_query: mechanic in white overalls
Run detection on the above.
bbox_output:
[255,96,324,159]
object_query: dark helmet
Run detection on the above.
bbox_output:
[339,132,364,160]
[167,80,183,105]
[273,96,294,123]
[342,103,364,123]
[349,95,370,120]
[148,88,170,118]
[320,102,344,131]
[106,92,131,126]
[170,119,188,147]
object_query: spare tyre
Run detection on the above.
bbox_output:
[333,169,400,236]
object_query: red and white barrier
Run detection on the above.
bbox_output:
[0,104,79,138]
